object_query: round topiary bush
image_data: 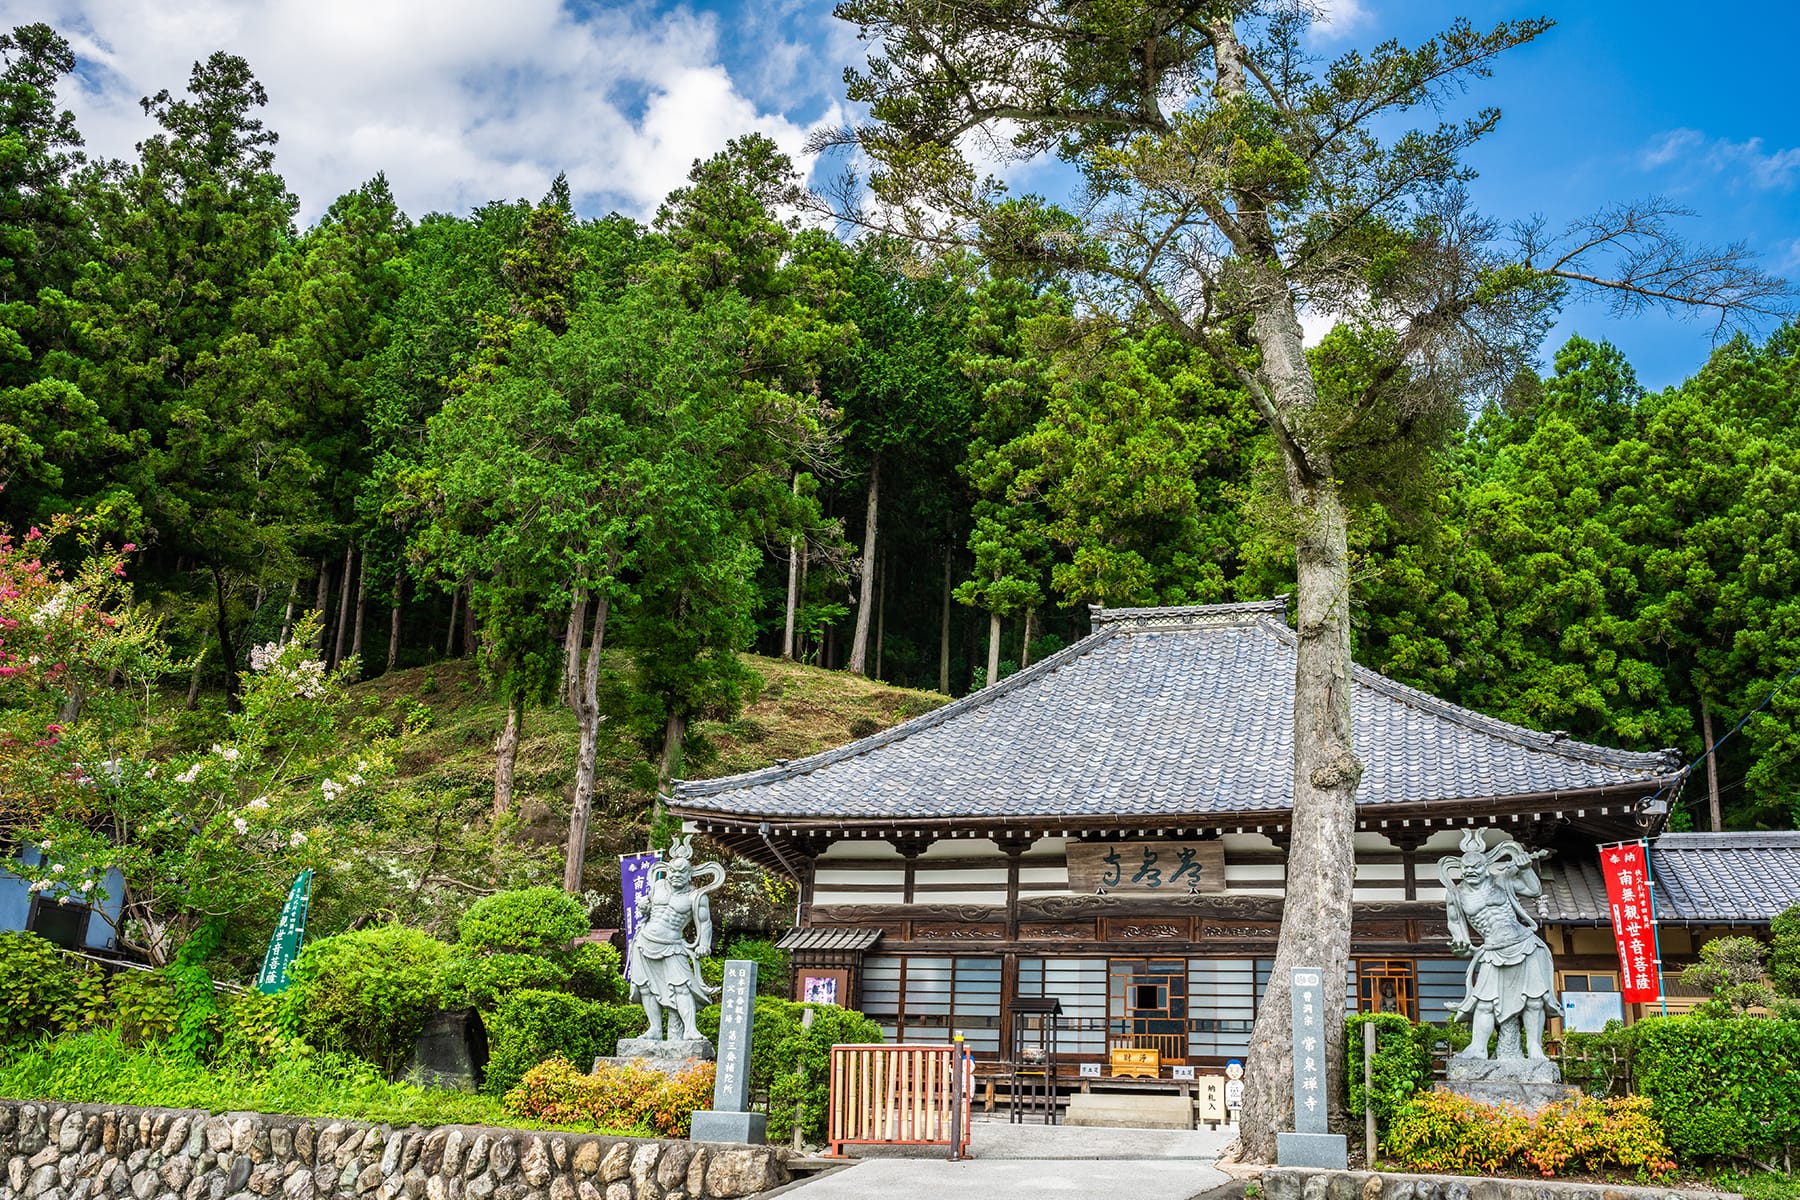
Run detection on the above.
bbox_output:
[457,887,589,955]
[281,924,452,1072]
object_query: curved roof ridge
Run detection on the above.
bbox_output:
[673,621,1120,799]
[1092,597,1289,628]
[1254,616,1682,774]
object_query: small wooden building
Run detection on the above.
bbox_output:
[670,601,1796,1066]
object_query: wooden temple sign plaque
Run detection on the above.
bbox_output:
[1068,840,1226,894]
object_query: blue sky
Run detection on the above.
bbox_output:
[7,0,1794,388]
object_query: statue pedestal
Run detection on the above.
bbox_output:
[690,1111,766,1145]
[595,1037,716,1076]
[1442,1056,1578,1113]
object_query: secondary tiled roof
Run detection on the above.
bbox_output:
[774,927,885,953]
[1541,833,1800,924]
[673,601,1683,824]
[1650,832,1800,922]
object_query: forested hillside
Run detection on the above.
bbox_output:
[3,16,1798,930]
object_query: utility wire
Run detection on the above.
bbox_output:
[1654,660,1800,814]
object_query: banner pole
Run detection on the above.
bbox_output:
[1640,839,1670,1017]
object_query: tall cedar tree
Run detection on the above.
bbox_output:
[820,2,1791,1156]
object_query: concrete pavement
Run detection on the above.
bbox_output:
[771,1117,1234,1199]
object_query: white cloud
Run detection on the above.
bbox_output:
[11,0,845,225]
[1640,127,1800,191]
[1307,0,1373,43]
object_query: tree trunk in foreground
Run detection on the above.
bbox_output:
[212,565,242,712]
[1235,268,1363,1163]
[849,455,881,676]
[564,582,611,892]
[494,690,523,819]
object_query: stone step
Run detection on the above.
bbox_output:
[1063,1093,1194,1131]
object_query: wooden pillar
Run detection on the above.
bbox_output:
[895,835,927,905]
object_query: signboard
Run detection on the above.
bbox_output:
[1289,967,1326,1134]
[713,959,758,1113]
[619,851,661,982]
[254,870,312,995]
[1067,840,1226,893]
[1171,1065,1196,1081]
[1197,1075,1227,1123]
[1079,1062,1101,1078]
[801,973,843,1006]
[1562,990,1625,1033]
[1600,842,1662,1002]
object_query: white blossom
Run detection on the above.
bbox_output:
[346,773,364,787]
[175,762,202,785]
[78,880,93,892]
[320,778,343,802]
[27,879,50,893]
[250,641,283,672]
[211,744,241,763]
[289,831,308,849]
[28,586,70,627]
[233,817,249,834]
[51,863,64,874]
[248,796,270,811]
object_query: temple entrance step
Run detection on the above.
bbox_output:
[1063,1093,1194,1130]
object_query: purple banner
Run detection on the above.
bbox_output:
[620,850,661,982]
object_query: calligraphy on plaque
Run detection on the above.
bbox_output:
[713,959,758,1113]
[1067,840,1226,893]
[1289,967,1326,1135]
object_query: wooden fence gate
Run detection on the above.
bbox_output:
[827,1043,973,1157]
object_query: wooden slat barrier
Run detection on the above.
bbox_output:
[827,1044,972,1157]
[1109,1032,1186,1065]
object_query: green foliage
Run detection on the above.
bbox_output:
[0,931,94,1046]
[1768,904,1800,999]
[1383,1090,1675,1180]
[0,1027,552,1129]
[566,942,626,1003]
[694,997,882,1145]
[484,990,646,1097]
[719,938,789,998]
[437,953,571,1011]
[1631,1013,1800,1166]
[1344,1013,1435,1130]
[504,1056,714,1138]
[1682,936,1775,1013]
[1559,1021,1636,1097]
[456,887,588,955]
[280,924,451,1074]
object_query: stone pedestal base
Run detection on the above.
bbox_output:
[595,1036,715,1076]
[1276,1132,1347,1169]
[1442,1055,1577,1112]
[690,1111,767,1145]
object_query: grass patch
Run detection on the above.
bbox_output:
[0,1030,622,1133]
[1712,1171,1800,1200]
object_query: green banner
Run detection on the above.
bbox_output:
[255,869,313,994]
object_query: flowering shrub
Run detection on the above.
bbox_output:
[504,1056,715,1137]
[1384,1089,1675,1181]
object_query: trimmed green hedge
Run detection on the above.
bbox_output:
[484,990,646,1096]
[1631,1015,1800,1166]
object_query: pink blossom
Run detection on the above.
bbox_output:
[24,527,39,541]
[121,543,137,553]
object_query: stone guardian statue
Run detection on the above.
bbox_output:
[1439,829,1561,1060]
[628,835,724,1041]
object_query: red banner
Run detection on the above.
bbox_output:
[1601,842,1661,1002]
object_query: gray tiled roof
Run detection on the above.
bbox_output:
[1539,833,1800,924]
[774,926,885,953]
[673,601,1682,824]
[1649,832,1800,922]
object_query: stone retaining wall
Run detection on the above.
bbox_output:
[0,1101,786,1200]
[1263,1167,1737,1200]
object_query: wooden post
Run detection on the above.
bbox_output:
[1363,1021,1376,1163]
